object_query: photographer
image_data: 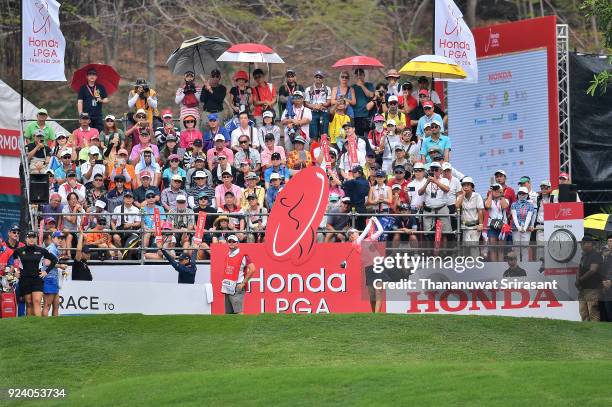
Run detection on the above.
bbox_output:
[80,146,106,187]
[128,78,160,128]
[175,70,202,124]
[304,70,331,140]
[111,191,141,252]
[485,183,510,262]
[366,83,389,118]
[26,130,52,174]
[418,162,450,242]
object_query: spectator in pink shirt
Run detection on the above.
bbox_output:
[179,115,203,150]
[72,112,99,149]
[207,134,234,169]
[215,171,243,208]
[129,130,160,164]
[260,132,286,169]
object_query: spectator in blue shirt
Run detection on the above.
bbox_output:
[263,152,289,187]
[416,100,444,136]
[203,113,230,151]
[266,173,283,208]
[420,120,451,163]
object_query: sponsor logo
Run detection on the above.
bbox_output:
[473,95,483,109]
[491,113,504,123]
[488,71,512,83]
[474,118,487,126]
[508,112,518,121]
[484,28,500,53]
[518,129,525,139]
[502,90,510,106]
[32,1,51,35]
[502,131,512,140]
[486,93,497,108]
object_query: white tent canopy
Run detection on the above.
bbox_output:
[0,79,70,135]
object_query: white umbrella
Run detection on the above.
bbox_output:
[216,43,284,64]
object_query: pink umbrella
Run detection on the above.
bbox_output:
[217,43,284,64]
[332,56,384,70]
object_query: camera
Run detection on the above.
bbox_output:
[376,90,384,98]
[286,127,297,140]
[184,82,196,95]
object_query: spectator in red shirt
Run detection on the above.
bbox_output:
[388,165,409,202]
[72,113,100,150]
[250,68,277,127]
[494,169,516,215]
[399,82,418,115]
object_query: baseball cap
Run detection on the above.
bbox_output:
[461,177,474,185]
[168,153,180,161]
[227,234,239,243]
[166,135,177,142]
[559,172,569,180]
[518,176,531,184]
[193,139,203,146]
[88,146,100,156]
[286,68,296,75]
[517,186,529,194]
[269,173,281,180]
[171,174,183,182]
[540,180,551,187]
[388,95,399,103]
[246,172,258,180]
[136,108,147,116]
[105,114,116,121]
[95,200,106,209]
[393,165,405,172]
[373,114,385,122]
[198,192,210,200]
[60,148,72,157]
[494,169,507,176]
[194,171,208,178]
[271,152,281,160]
[293,90,304,98]
[26,231,37,238]
[210,68,221,76]
[162,111,173,118]
[293,135,306,144]
[176,194,187,202]
[342,121,354,128]
[218,153,227,159]
[79,112,90,119]
[418,89,430,96]
[123,190,134,197]
[351,165,363,174]
[375,170,386,177]
[423,122,432,129]
[214,134,226,142]
[394,145,404,152]
[441,162,452,171]
[329,193,340,202]
[264,133,275,141]
[38,108,48,115]
[34,129,44,137]
[46,168,55,175]
[178,253,190,261]
[51,231,64,238]
[387,119,397,127]
[247,194,258,200]
[221,171,232,177]
[262,111,274,119]
[194,155,205,162]
[67,171,77,178]
[432,119,442,127]
[341,197,351,204]
[391,184,402,190]
[44,217,57,225]
[314,70,326,77]
[140,171,151,179]
[239,160,250,166]
[413,162,425,170]
[429,162,441,168]
[423,101,434,109]
[56,132,67,139]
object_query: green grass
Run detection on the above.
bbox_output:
[1,314,611,406]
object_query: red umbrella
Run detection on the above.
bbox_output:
[70,63,121,95]
[217,43,284,64]
[332,56,384,70]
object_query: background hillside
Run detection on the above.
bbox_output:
[0,0,607,124]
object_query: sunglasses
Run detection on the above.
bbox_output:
[62,155,71,159]
[287,74,295,78]
[430,124,439,128]
[340,76,349,79]
[389,102,398,105]
[106,119,115,122]
[94,178,103,181]
[414,169,424,172]
[222,175,232,179]
[184,120,195,124]
[419,94,427,98]
[146,195,155,199]
[170,159,180,163]
[314,75,323,79]
[115,180,124,183]
[541,186,550,189]
[394,171,404,174]
[135,115,146,119]
[432,168,441,171]
[56,236,66,240]
[218,157,226,160]
[423,107,433,110]
[173,179,182,183]
[10,230,19,234]
[209,119,217,122]
[239,140,249,144]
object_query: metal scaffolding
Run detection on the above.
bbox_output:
[557,24,571,176]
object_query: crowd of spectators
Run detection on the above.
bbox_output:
[25,66,578,261]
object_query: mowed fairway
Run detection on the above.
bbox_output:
[1,314,611,406]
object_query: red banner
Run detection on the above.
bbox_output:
[347,135,358,167]
[153,208,162,245]
[0,129,20,157]
[193,211,207,245]
[210,242,372,314]
[320,134,332,169]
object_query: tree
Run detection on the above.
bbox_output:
[581,0,612,95]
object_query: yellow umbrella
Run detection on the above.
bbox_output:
[399,54,467,80]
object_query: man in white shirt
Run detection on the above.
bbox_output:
[281,90,312,151]
[111,191,141,249]
[455,177,485,249]
[80,146,106,186]
[407,162,427,212]
[442,162,463,231]
[418,162,451,240]
[304,70,332,140]
[230,111,259,151]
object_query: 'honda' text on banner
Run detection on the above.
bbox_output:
[22,0,66,81]
[435,0,478,83]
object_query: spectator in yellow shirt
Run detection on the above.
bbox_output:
[328,97,351,149]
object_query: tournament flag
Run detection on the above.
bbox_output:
[320,133,332,169]
[153,208,162,245]
[193,211,207,245]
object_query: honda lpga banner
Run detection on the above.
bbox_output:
[22,0,66,81]
[210,166,372,314]
[384,261,580,321]
[435,0,478,82]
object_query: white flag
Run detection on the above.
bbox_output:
[22,0,66,81]
[435,0,478,83]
